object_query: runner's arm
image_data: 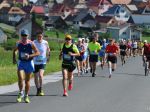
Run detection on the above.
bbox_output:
[30,43,40,58]
[13,46,18,64]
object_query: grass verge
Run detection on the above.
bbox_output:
[0,47,61,86]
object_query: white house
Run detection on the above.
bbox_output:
[0,29,7,43]
[103,5,130,22]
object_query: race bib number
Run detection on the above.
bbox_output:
[108,53,113,56]
[90,51,96,55]
[36,56,44,62]
[20,52,26,59]
[120,49,125,51]
[63,54,71,60]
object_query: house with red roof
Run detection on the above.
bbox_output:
[87,0,112,15]
[95,15,117,28]
[30,5,45,15]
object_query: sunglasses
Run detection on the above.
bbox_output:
[65,38,71,40]
[21,34,28,37]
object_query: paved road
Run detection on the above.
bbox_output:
[1,56,150,112]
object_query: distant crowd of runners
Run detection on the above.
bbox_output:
[13,29,150,103]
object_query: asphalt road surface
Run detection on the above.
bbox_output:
[1,56,150,112]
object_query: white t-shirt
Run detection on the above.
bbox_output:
[133,42,137,48]
[33,40,49,65]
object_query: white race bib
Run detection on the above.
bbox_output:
[36,56,44,62]
[64,54,71,60]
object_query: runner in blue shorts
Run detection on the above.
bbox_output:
[13,29,40,103]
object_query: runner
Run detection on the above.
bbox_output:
[119,40,127,66]
[99,39,107,69]
[76,38,85,76]
[59,34,79,96]
[106,39,119,78]
[88,33,101,77]
[33,32,50,96]
[82,38,89,73]
[13,29,40,103]
[132,40,138,57]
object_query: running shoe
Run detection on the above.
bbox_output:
[16,92,24,103]
[63,91,68,97]
[68,83,73,91]
[39,90,45,96]
[24,96,30,103]
[92,73,96,77]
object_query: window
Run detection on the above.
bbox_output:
[123,32,126,35]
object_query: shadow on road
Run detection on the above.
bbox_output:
[115,72,144,77]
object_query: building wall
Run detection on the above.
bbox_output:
[107,28,119,40]
[132,14,150,24]
[131,29,142,40]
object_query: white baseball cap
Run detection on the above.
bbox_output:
[144,40,147,43]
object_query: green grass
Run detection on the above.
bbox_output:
[0,23,15,33]
[0,47,61,86]
[142,36,150,42]
[45,30,78,38]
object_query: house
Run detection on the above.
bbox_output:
[8,7,26,25]
[0,7,11,23]
[87,0,112,15]
[73,9,96,30]
[0,0,10,9]
[45,16,67,29]
[49,3,65,16]
[129,2,150,24]
[65,14,77,26]
[30,5,45,16]
[16,18,43,39]
[0,28,7,43]
[107,23,142,40]
[103,5,130,22]
[0,6,26,25]
[130,25,142,40]
[95,15,117,28]
[21,5,33,14]
[14,0,28,6]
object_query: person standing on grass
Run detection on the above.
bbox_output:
[13,29,40,103]
[33,32,50,96]
[59,34,80,97]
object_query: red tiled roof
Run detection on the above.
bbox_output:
[50,3,64,13]
[95,15,113,23]
[31,6,44,14]
[87,0,111,7]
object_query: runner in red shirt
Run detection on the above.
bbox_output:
[106,39,119,78]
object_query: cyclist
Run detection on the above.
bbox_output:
[33,32,50,96]
[142,40,150,69]
[13,29,40,103]
[59,34,79,96]
[106,39,119,78]
[88,33,101,77]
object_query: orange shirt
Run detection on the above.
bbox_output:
[106,44,119,53]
